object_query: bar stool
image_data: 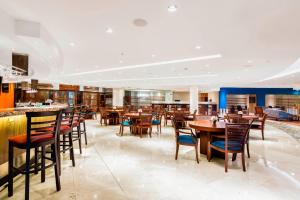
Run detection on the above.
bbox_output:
[8,111,62,200]
[60,108,77,166]
[79,108,88,145]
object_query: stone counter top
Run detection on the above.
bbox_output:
[0,105,67,118]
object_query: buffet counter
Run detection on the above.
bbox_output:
[0,105,66,185]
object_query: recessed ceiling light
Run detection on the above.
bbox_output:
[106,28,113,33]
[168,5,177,12]
[151,54,156,58]
[184,67,188,71]
[195,46,201,50]
[119,60,123,64]
[247,60,253,64]
[69,42,75,47]
[205,64,210,68]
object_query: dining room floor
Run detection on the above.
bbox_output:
[1,118,300,200]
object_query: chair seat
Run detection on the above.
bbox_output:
[79,117,85,122]
[178,135,196,145]
[152,120,161,125]
[9,133,54,148]
[73,121,79,127]
[121,121,132,126]
[211,141,242,151]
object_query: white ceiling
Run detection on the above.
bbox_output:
[0,0,300,91]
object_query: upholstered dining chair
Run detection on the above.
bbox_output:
[208,123,251,172]
[118,112,133,136]
[173,116,199,163]
[251,113,267,140]
[8,111,62,200]
[99,107,112,125]
[136,114,153,138]
[152,112,163,133]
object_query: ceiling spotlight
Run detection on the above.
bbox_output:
[247,60,253,64]
[106,28,113,33]
[151,54,156,58]
[184,67,188,71]
[168,5,177,12]
[119,60,124,64]
[195,46,201,50]
[69,42,75,47]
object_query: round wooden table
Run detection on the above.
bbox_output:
[241,115,259,120]
[189,120,226,159]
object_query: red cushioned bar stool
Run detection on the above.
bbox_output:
[8,110,62,200]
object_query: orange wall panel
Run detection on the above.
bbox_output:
[0,84,14,109]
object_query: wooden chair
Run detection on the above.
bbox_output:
[152,112,163,133]
[118,112,133,136]
[8,111,62,200]
[173,116,199,163]
[99,107,112,125]
[255,106,264,117]
[208,123,251,172]
[136,114,152,138]
[164,110,173,126]
[251,113,267,140]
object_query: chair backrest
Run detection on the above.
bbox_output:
[172,116,187,130]
[255,106,264,117]
[62,107,75,127]
[225,123,250,151]
[261,113,267,126]
[226,114,242,123]
[138,114,152,124]
[26,110,62,145]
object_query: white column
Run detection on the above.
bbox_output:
[113,88,125,107]
[189,86,199,113]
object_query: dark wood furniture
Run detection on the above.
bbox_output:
[8,111,62,200]
[207,123,251,172]
[189,120,226,159]
[118,112,133,136]
[152,112,163,133]
[135,114,153,138]
[251,113,267,140]
[124,113,153,135]
[173,116,199,163]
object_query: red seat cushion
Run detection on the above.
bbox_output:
[60,125,72,134]
[9,133,54,147]
[79,117,85,122]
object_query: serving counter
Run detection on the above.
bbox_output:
[0,105,66,186]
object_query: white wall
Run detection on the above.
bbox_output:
[113,88,125,107]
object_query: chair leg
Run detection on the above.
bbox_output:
[25,147,31,200]
[8,143,14,197]
[34,147,39,174]
[261,128,265,140]
[159,124,161,134]
[62,134,66,153]
[69,132,75,167]
[247,142,250,158]
[100,117,102,125]
[83,121,87,145]
[232,153,237,161]
[140,128,142,138]
[242,152,246,172]
[207,143,211,161]
[52,144,61,191]
[119,125,122,135]
[175,143,179,160]
[149,127,152,138]
[195,144,199,164]
[77,126,82,154]
[41,146,46,183]
[225,151,228,173]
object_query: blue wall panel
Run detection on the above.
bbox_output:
[219,87,300,109]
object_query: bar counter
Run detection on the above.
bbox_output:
[0,105,66,185]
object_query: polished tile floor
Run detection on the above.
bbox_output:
[1,119,300,200]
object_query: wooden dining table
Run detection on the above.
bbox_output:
[189,120,226,159]
[106,109,124,125]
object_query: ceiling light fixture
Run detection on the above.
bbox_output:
[195,46,201,50]
[69,42,75,47]
[168,4,178,12]
[119,60,124,64]
[66,54,222,76]
[106,28,113,33]
[151,54,156,58]
[87,74,218,83]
